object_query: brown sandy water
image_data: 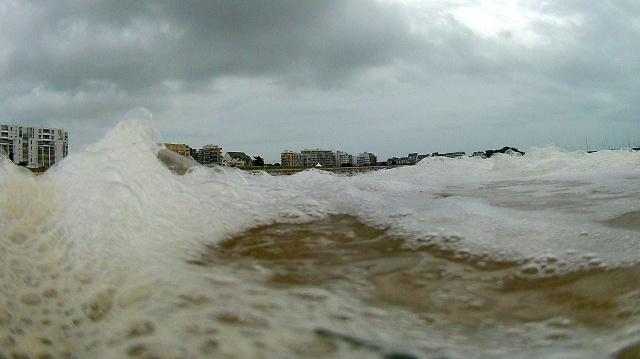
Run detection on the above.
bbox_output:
[3,213,640,358]
[194,215,640,358]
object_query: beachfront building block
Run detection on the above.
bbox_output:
[198,144,223,166]
[0,124,68,169]
[335,151,355,167]
[223,151,252,167]
[281,150,302,167]
[357,152,377,166]
[301,149,337,168]
[164,143,193,158]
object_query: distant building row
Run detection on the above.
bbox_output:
[165,143,380,168]
[0,124,68,169]
[386,151,467,165]
[281,149,377,168]
[165,143,254,167]
[385,148,526,165]
[165,142,525,169]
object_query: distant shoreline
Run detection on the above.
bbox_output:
[244,165,397,175]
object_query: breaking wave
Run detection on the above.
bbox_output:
[2,108,640,358]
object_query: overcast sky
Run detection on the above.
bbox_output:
[1,0,638,163]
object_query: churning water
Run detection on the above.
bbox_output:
[2,108,640,358]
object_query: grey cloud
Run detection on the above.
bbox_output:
[2,0,638,94]
[1,0,639,159]
[527,1,640,87]
[2,0,418,93]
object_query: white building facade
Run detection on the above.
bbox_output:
[335,151,355,166]
[0,125,68,168]
[357,152,377,166]
[223,151,252,167]
[301,149,337,168]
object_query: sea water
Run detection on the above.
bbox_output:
[2,108,640,358]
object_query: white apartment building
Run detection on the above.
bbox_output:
[0,125,68,169]
[301,149,337,168]
[357,152,377,166]
[335,151,355,166]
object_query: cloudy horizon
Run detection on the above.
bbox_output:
[1,0,638,163]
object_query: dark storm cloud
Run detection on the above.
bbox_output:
[1,0,415,93]
[2,0,638,94]
[0,0,639,159]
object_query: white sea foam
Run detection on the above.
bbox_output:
[1,109,640,358]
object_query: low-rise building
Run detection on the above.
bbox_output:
[386,157,400,166]
[223,151,252,167]
[432,151,466,158]
[387,153,428,166]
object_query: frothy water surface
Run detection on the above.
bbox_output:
[2,110,640,358]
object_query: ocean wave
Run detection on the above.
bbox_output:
[2,109,640,358]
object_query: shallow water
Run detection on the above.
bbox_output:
[2,109,640,358]
[202,214,640,326]
[197,215,640,357]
